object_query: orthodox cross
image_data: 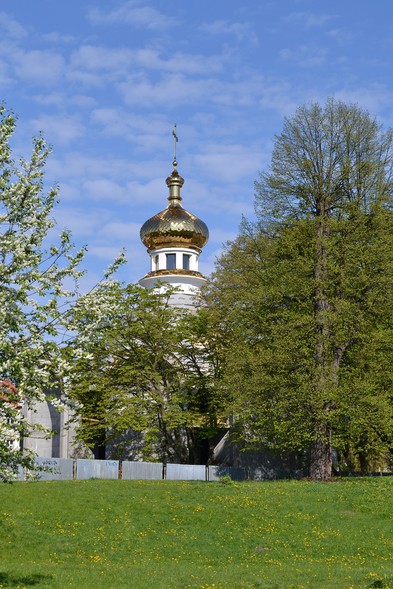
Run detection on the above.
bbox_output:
[172,124,178,166]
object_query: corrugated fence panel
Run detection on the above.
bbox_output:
[166,463,206,481]
[76,459,119,480]
[33,457,74,481]
[122,461,163,480]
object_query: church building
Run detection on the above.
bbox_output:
[23,129,210,459]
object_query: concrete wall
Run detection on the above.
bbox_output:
[23,397,78,459]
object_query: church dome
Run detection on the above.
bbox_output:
[140,167,209,252]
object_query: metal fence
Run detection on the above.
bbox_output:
[21,458,246,482]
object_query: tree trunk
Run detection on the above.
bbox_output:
[311,211,334,481]
[310,424,332,481]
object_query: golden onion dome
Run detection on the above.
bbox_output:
[140,166,209,252]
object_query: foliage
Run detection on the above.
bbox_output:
[218,474,235,485]
[1,478,392,588]
[0,106,124,481]
[207,98,393,480]
[67,283,223,463]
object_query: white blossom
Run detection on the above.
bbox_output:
[0,107,125,481]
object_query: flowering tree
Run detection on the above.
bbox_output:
[0,106,123,481]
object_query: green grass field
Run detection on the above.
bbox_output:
[0,477,392,589]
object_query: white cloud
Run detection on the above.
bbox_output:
[0,12,27,39]
[100,221,141,241]
[33,92,96,108]
[33,93,70,108]
[70,45,132,72]
[81,179,129,203]
[90,108,169,146]
[66,70,105,88]
[70,45,223,76]
[42,32,75,44]
[280,45,328,67]
[200,20,258,46]
[183,175,254,220]
[285,12,334,28]
[29,115,85,146]
[88,0,176,31]
[193,144,264,182]
[47,153,147,183]
[118,72,215,107]
[47,154,106,182]
[257,80,298,115]
[117,69,274,111]
[327,28,354,44]
[208,193,254,217]
[11,49,66,85]
[54,207,107,236]
[143,72,294,116]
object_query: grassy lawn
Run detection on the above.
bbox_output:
[0,477,392,589]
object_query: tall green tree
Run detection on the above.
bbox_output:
[0,106,123,481]
[208,98,393,480]
[68,284,223,464]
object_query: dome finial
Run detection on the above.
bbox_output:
[172,123,178,168]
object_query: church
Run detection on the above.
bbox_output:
[139,140,209,308]
[23,132,212,460]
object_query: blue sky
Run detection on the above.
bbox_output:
[1,0,392,288]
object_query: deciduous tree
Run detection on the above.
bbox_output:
[68,284,223,464]
[208,99,393,480]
